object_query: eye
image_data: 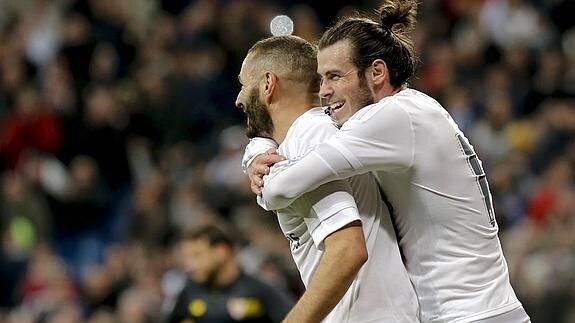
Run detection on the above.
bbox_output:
[328,74,341,81]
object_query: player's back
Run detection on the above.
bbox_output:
[275,108,419,322]
[371,89,521,322]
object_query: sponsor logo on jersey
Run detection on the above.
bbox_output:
[188,299,207,317]
[227,297,264,319]
[286,233,301,250]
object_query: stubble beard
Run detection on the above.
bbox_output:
[245,88,274,139]
[357,74,374,111]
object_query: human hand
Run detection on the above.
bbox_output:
[248,148,285,195]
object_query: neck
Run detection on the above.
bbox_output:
[214,259,240,287]
[270,93,317,145]
[374,83,406,101]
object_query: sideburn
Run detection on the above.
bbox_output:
[245,87,274,139]
[357,70,375,108]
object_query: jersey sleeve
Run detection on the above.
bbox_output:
[299,180,362,249]
[260,111,362,247]
[241,137,278,174]
[261,101,415,209]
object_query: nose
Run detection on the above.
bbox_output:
[235,93,243,110]
[319,81,333,103]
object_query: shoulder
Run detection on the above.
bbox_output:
[347,89,438,125]
[178,278,204,298]
[237,272,275,291]
[293,108,338,136]
[349,95,405,124]
[281,108,338,156]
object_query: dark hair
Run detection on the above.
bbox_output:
[318,0,418,88]
[248,35,320,94]
[183,224,237,248]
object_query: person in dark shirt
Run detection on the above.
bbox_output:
[166,224,294,323]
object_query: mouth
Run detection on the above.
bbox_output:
[240,104,247,114]
[324,101,344,116]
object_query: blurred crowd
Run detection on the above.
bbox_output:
[0,0,573,322]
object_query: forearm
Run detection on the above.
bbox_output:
[262,148,357,210]
[263,105,415,210]
[283,222,367,323]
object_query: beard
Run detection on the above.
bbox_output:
[330,75,374,126]
[244,88,274,139]
[357,74,374,110]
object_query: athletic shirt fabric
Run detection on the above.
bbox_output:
[258,108,419,322]
[260,90,522,323]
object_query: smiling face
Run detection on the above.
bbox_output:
[235,54,274,138]
[318,40,374,125]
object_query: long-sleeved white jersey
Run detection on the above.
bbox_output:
[258,90,526,323]
[246,108,419,322]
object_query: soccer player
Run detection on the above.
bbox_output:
[245,1,531,322]
[237,35,419,322]
[166,224,294,323]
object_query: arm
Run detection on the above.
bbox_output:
[248,150,284,195]
[241,137,284,194]
[283,221,367,323]
[262,102,414,210]
[241,137,278,173]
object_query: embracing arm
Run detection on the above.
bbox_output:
[283,221,367,323]
[241,137,284,195]
[260,149,353,210]
[262,102,414,210]
[241,137,278,173]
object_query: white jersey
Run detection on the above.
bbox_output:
[250,108,419,323]
[259,90,524,323]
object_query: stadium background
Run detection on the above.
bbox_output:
[0,0,573,322]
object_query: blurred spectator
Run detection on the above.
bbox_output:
[166,224,294,323]
[0,56,29,118]
[17,245,77,321]
[522,49,569,116]
[169,180,220,233]
[529,100,575,175]
[528,155,573,226]
[203,125,251,215]
[127,171,171,249]
[1,170,52,250]
[290,4,322,42]
[71,85,131,190]
[41,55,76,116]
[19,0,64,70]
[443,85,475,134]
[470,92,513,168]
[480,0,552,49]
[0,86,64,169]
[89,42,120,85]
[170,40,239,156]
[59,11,96,93]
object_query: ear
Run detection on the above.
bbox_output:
[370,59,388,87]
[262,71,278,105]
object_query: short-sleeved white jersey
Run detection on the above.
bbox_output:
[253,108,419,323]
[260,90,523,323]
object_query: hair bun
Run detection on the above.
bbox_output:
[378,0,418,33]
